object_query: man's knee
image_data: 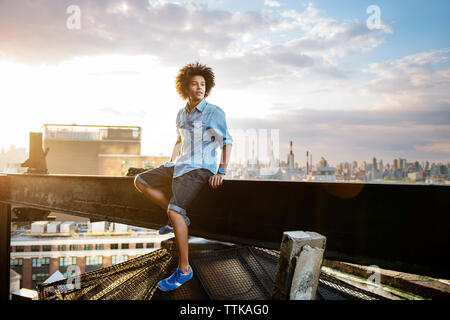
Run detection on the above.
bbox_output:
[134,175,142,191]
[134,175,149,192]
[167,209,181,219]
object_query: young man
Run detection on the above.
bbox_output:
[134,62,233,291]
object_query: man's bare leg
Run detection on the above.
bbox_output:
[135,179,170,210]
[135,179,189,273]
[168,210,190,274]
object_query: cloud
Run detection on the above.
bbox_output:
[414,143,450,154]
[0,0,391,85]
[228,107,450,164]
[97,106,147,118]
[358,49,450,112]
[0,0,276,64]
[278,4,392,58]
[264,0,281,8]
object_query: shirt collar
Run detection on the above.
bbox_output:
[185,98,207,113]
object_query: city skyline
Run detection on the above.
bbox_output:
[1,141,448,172]
[0,0,449,165]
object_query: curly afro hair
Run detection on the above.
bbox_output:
[175,62,215,100]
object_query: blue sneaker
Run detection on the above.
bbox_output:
[157,266,193,291]
[158,224,173,235]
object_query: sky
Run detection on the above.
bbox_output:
[0,0,449,166]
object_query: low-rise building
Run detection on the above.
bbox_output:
[10,221,173,290]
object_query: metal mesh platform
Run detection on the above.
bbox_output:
[317,272,386,300]
[38,244,387,300]
[189,246,275,300]
[38,249,173,300]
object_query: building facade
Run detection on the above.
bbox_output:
[10,221,173,290]
[43,124,169,176]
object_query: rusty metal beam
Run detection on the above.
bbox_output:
[0,173,449,280]
[0,174,167,230]
[0,203,11,300]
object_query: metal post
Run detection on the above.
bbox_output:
[0,203,11,300]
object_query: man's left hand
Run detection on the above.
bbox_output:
[209,174,224,189]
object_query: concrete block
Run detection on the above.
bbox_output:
[290,245,324,300]
[272,231,326,300]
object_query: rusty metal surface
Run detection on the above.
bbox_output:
[1,173,449,279]
[0,173,167,231]
[0,203,11,300]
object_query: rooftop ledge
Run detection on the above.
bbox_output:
[1,173,449,281]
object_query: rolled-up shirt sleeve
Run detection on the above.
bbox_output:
[211,108,233,148]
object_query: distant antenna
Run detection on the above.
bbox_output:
[306,151,309,174]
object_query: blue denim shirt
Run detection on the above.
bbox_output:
[164,99,233,178]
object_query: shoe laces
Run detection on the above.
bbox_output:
[168,268,183,283]
[175,267,190,282]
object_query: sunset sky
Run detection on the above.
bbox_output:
[1,0,449,165]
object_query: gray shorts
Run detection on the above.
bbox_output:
[134,165,213,227]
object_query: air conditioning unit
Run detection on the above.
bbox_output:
[114,223,128,233]
[31,221,47,233]
[91,221,108,233]
[46,222,61,233]
[60,222,76,233]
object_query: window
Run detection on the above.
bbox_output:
[111,244,119,250]
[111,255,128,265]
[136,243,143,249]
[142,160,156,169]
[86,256,102,266]
[11,259,23,288]
[58,245,67,251]
[146,243,154,249]
[69,244,78,251]
[32,273,49,288]
[15,246,24,252]
[31,245,40,252]
[42,245,51,252]
[95,244,104,250]
[85,256,103,272]
[84,244,93,251]
[32,258,50,268]
[32,258,50,289]
[59,257,76,266]
[121,160,136,176]
[59,257,77,278]
[121,243,129,249]
[11,258,23,266]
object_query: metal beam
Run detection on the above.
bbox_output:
[0,173,449,279]
[0,203,11,300]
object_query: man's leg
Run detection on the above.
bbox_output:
[168,210,189,274]
[135,179,173,233]
[136,179,188,269]
[135,179,170,210]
